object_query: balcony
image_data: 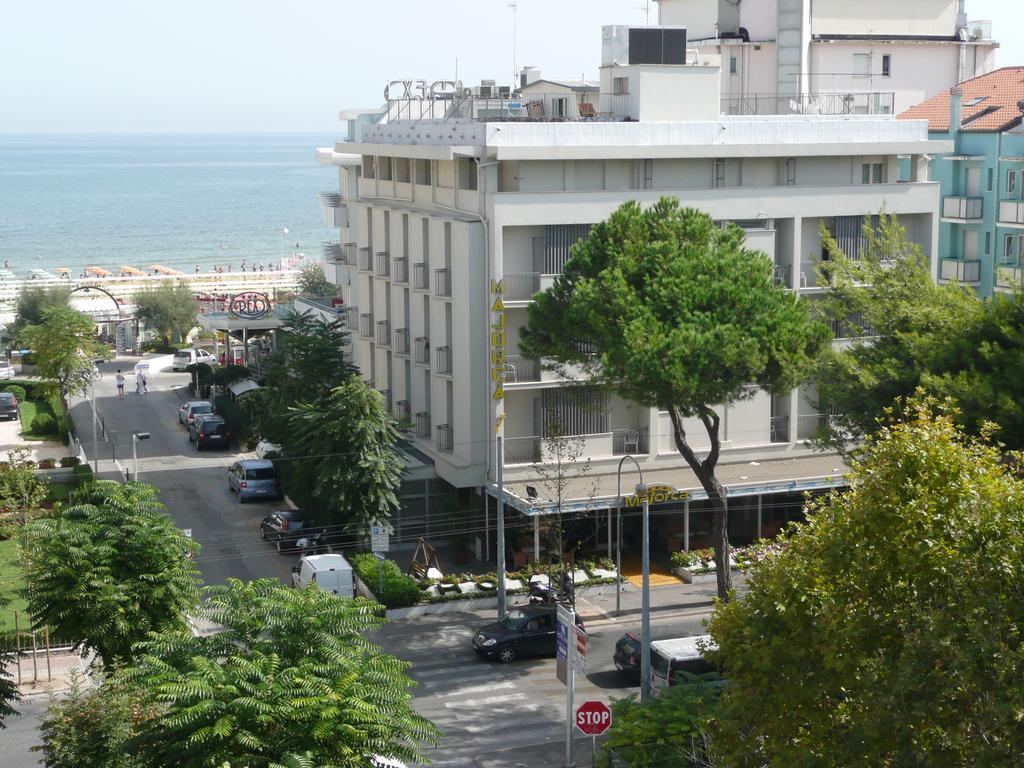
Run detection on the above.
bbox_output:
[318,192,349,228]
[375,320,391,347]
[415,411,431,438]
[939,258,981,285]
[385,91,632,122]
[393,256,409,284]
[503,433,630,465]
[999,201,1024,226]
[435,345,452,375]
[322,241,344,263]
[359,313,373,338]
[414,336,430,365]
[996,266,1023,290]
[378,388,392,413]
[504,355,541,383]
[358,247,373,271]
[412,262,429,290]
[343,242,358,266]
[434,268,451,298]
[436,424,453,453]
[503,273,541,301]
[396,399,411,421]
[770,415,790,443]
[942,196,983,221]
[394,327,410,355]
[611,428,649,456]
[344,306,359,330]
[721,91,894,116]
[375,250,390,278]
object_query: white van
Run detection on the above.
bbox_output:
[290,554,355,597]
[650,634,719,692]
[173,348,216,371]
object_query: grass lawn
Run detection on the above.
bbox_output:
[19,398,62,442]
[0,538,28,633]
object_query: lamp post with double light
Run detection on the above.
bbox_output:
[131,432,150,482]
[615,455,644,616]
[636,481,652,701]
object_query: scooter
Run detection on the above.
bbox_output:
[528,579,554,605]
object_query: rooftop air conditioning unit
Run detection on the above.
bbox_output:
[498,85,511,98]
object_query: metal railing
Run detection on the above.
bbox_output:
[319,191,342,207]
[999,200,1024,225]
[504,436,541,465]
[997,265,1023,289]
[396,399,410,421]
[414,336,430,364]
[378,388,392,413]
[394,327,410,355]
[612,428,649,456]
[770,415,790,443]
[943,196,983,219]
[375,250,390,277]
[413,262,429,290]
[385,91,632,123]
[343,242,358,266]
[323,241,344,263]
[436,424,453,453]
[345,306,359,329]
[415,411,431,438]
[721,91,895,116]
[375,320,391,346]
[435,345,452,375]
[502,272,541,300]
[940,258,981,283]
[359,313,373,338]
[358,247,373,271]
[504,355,541,383]
[393,256,409,284]
[434,268,451,298]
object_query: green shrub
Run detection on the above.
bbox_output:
[59,456,80,468]
[74,464,94,482]
[350,553,421,609]
[213,395,251,442]
[1,385,26,401]
[32,413,56,434]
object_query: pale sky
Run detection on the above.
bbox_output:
[0,0,1020,133]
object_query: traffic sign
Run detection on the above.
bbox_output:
[370,525,390,553]
[575,700,612,736]
[556,603,572,685]
[573,625,587,677]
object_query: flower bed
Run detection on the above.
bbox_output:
[420,559,619,604]
[670,541,785,583]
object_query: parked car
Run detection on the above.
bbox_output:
[290,553,354,596]
[613,631,642,680]
[228,459,280,502]
[650,635,721,693]
[178,399,215,426]
[260,509,321,552]
[0,361,15,380]
[188,413,232,449]
[473,606,585,663]
[0,392,19,421]
[172,348,216,371]
[254,439,282,459]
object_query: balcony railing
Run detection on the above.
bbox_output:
[415,411,431,439]
[343,242,358,266]
[435,345,452,375]
[940,258,982,284]
[502,272,541,301]
[504,355,541,383]
[394,327,410,355]
[412,262,429,290]
[375,250,390,277]
[999,200,1024,225]
[721,91,894,116]
[434,268,451,298]
[943,196,983,220]
[359,313,373,338]
[414,336,430,364]
[770,415,790,443]
[612,428,649,456]
[358,247,373,271]
[504,436,541,465]
[436,424,453,453]
[375,320,391,346]
[344,306,359,330]
[385,91,633,123]
[997,266,1023,289]
[393,256,409,284]
[378,388,392,413]
[396,399,411,421]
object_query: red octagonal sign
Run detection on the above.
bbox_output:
[575,700,613,736]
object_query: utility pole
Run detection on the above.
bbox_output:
[639,483,652,701]
[509,2,518,87]
[496,434,507,617]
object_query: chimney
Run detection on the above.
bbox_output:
[949,86,963,135]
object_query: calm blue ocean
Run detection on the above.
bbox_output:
[0,133,337,277]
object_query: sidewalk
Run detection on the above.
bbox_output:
[574,577,735,628]
[476,736,607,768]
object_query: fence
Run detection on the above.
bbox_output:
[1,611,73,688]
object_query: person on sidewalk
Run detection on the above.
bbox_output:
[135,370,144,395]
[115,370,125,399]
[141,372,148,394]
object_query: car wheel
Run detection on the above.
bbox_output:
[497,645,516,664]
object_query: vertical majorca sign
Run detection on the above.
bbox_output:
[490,279,507,408]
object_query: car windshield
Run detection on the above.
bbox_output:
[0,395,14,404]
[497,609,531,630]
[192,404,214,414]
[618,635,640,654]
[175,351,191,358]
[246,467,276,480]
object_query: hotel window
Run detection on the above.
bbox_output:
[613,77,629,95]
[861,162,884,184]
[988,168,994,192]
[729,56,738,75]
[852,53,871,77]
[985,231,991,255]
[363,156,376,179]
[782,158,796,186]
[1004,235,1017,265]
[713,158,727,188]
[1009,169,1020,198]
[881,54,891,77]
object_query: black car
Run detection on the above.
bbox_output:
[189,414,232,449]
[260,509,321,552]
[613,631,642,679]
[473,605,585,664]
[0,393,18,421]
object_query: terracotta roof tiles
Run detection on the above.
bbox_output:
[898,67,1024,133]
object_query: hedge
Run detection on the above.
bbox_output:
[350,553,421,609]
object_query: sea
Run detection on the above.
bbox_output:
[0,133,339,278]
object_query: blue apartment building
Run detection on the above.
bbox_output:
[900,68,1024,297]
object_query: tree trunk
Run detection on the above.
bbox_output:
[667,406,733,601]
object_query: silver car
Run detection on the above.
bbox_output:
[179,400,215,426]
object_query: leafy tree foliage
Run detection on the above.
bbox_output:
[22,481,201,668]
[296,263,335,297]
[815,213,984,450]
[709,397,1024,766]
[0,447,48,523]
[0,592,20,727]
[522,199,828,597]
[133,282,199,347]
[122,579,440,768]
[20,306,103,415]
[283,377,403,532]
[11,285,71,339]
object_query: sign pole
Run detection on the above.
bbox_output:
[496,435,507,618]
[565,607,576,768]
[639,485,652,702]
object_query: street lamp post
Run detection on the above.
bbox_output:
[615,455,644,616]
[637,482,652,702]
[90,379,98,474]
[131,432,150,482]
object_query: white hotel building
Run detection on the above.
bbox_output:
[310,21,952,558]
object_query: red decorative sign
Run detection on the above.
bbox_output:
[575,700,612,736]
[229,291,271,320]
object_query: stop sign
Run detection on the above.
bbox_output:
[575,700,613,736]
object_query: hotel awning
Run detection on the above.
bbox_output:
[228,379,260,398]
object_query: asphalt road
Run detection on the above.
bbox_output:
[68,357,293,586]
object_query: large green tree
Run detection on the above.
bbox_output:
[284,376,403,533]
[121,579,440,768]
[11,284,71,339]
[0,593,20,727]
[22,481,201,668]
[20,305,103,418]
[522,199,828,597]
[709,397,1024,766]
[296,263,335,297]
[133,282,199,348]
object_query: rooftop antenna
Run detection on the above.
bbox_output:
[509,2,518,87]
[632,1,651,24]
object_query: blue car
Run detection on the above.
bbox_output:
[228,459,280,502]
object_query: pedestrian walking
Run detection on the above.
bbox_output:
[135,370,144,395]
[141,372,148,394]
[115,369,125,399]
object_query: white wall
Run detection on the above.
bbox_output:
[636,65,722,121]
[657,0,719,38]
[810,0,957,37]
[740,0,779,40]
